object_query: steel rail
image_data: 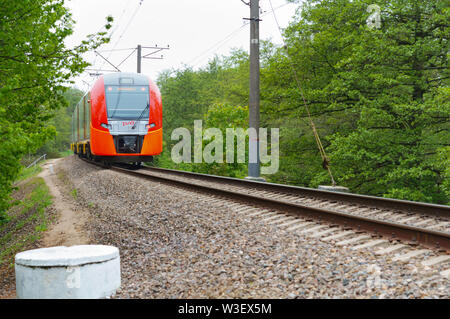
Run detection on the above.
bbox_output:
[111,165,450,252]
[141,166,450,218]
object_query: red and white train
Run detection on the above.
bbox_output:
[71,72,162,166]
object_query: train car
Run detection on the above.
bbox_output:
[70,72,162,166]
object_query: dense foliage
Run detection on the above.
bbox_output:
[0,0,112,219]
[36,88,84,158]
[157,0,449,204]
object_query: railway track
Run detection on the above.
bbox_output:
[113,165,450,250]
[82,158,450,277]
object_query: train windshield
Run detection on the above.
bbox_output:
[105,86,149,120]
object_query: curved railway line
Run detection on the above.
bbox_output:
[82,158,450,278]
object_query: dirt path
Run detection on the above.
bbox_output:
[38,158,90,247]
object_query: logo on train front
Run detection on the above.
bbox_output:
[122,121,135,126]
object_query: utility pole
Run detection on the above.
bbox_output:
[246,0,263,181]
[137,45,142,73]
[136,44,169,74]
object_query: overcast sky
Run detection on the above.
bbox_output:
[66,0,300,91]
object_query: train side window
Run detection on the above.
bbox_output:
[87,92,91,139]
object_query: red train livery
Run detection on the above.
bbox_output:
[71,72,162,165]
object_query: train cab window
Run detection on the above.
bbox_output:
[105,85,149,120]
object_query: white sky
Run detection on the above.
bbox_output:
[66,0,300,91]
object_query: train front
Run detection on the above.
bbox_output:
[90,72,162,163]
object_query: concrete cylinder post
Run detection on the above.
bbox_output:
[15,245,120,299]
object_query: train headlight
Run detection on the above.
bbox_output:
[101,123,111,129]
[146,123,156,129]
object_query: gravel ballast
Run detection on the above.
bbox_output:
[58,156,449,298]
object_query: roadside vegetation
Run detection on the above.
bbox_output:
[0,0,113,222]
[0,165,53,267]
[14,165,43,184]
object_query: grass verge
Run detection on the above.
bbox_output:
[0,177,53,267]
[15,164,43,183]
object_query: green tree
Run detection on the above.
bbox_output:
[0,0,112,219]
[198,103,249,177]
[156,0,448,204]
[36,88,84,158]
[279,0,449,202]
[155,51,250,170]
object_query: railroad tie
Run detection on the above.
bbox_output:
[421,255,450,267]
[268,216,296,225]
[374,212,394,219]
[299,225,328,234]
[286,222,314,232]
[227,203,245,209]
[332,205,351,211]
[236,208,259,214]
[246,210,271,217]
[412,219,432,226]
[396,216,418,224]
[375,244,407,255]
[258,211,279,219]
[232,205,252,211]
[262,214,287,223]
[440,269,450,279]
[392,249,430,262]
[321,230,354,242]
[359,209,381,216]
[277,219,305,228]
[335,235,371,246]
[428,222,449,230]
[351,239,388,250]
[309,228,336,238]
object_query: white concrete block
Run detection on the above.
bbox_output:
[15,245,120,299]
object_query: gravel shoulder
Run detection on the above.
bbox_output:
[59,156,449,298]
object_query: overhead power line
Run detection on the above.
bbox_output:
[188,1,290,67]
[117,48,137,68]
[97,0,143,71]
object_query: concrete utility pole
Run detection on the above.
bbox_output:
[247,0,262,180]
[137,44,142,73]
